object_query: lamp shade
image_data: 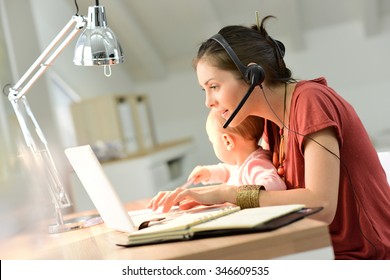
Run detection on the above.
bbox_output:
[73,5,124,66]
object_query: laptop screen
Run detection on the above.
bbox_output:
[65,145,137,232]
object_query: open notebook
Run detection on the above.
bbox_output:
[121,204,322,247]
[65,145,322,246]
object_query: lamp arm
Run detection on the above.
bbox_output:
[8,15,86,101]
[6,15,87,233]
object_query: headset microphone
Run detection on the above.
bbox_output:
[223,81,258,128]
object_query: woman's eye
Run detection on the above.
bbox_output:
[200,84,218,93]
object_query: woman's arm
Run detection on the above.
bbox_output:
[260,127,340,223]
[148,128,340,224]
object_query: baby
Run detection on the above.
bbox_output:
[188,110,286,190]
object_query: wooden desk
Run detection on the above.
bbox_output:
[0,201,334,260]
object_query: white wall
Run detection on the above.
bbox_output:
[135,71,215,165]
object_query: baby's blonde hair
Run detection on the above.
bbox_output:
[207,110,264,143]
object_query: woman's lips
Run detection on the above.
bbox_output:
[221,109,229,119]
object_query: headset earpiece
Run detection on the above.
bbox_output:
[245,63,265,86]
[210,33,265,86]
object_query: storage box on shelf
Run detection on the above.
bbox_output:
[70,93,157,160]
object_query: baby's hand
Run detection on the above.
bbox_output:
[187,166,211,184]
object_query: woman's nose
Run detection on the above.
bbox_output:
[205,92,215,108]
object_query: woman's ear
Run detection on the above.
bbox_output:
[222,133,235,151]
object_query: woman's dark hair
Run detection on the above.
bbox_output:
[193,15,294,86]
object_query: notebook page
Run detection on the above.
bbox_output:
[192,204,305,231]
[127,205,239,238]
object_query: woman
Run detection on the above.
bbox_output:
[147,16,390,259]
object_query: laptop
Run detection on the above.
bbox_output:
[64,145,164,233]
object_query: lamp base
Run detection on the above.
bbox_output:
[48,214,103,234]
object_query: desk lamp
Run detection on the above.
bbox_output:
[6,0,123,233]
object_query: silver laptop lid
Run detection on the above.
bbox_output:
[65,145,136,232]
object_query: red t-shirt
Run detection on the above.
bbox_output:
[265,77,390,259]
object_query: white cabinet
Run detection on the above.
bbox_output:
[69,138,196,212]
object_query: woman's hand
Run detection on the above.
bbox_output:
[146,184,238,213]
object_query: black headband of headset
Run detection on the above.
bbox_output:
[210,33,285,68]
[210,33,248,78]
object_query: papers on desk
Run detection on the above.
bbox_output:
[118,204,322,247]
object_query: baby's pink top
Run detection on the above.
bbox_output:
[204,147,286,190]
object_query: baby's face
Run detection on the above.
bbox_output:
[206,116,232,164]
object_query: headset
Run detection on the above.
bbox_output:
[210,33,265,128]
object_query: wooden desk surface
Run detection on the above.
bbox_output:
[0,201,333,260]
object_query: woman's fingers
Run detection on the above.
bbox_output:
[148,184,228,212]
[147,191,171,210]
[160,188,190,212]
[179,200,201,210]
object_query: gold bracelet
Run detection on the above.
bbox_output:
[236,185,265,209]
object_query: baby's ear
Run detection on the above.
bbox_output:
[222,133,235,151]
